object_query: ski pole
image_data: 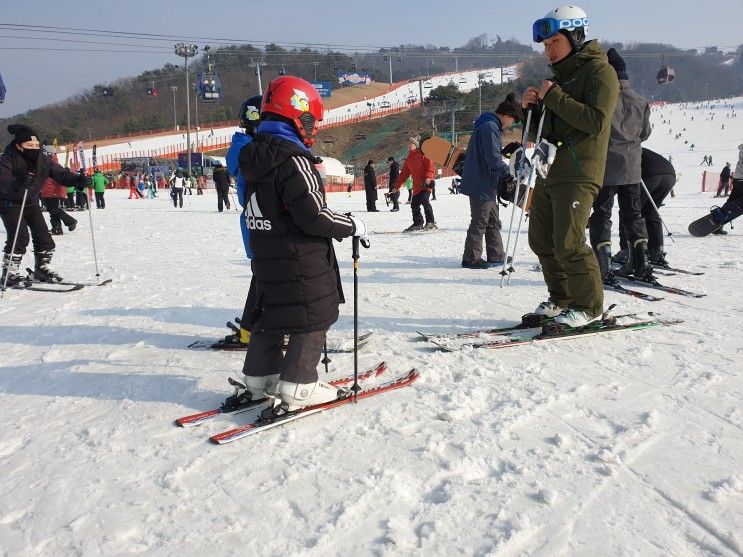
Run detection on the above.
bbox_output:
[84,183,101,278]
[1,188,29,298]
[351,233,370,401]
[321,340,331,373]
[506,109,548,285]
[640,179,675,243]
[500,106,533,287]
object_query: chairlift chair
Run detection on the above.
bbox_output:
[656,55,676,85]
[146,82,159,97]
[198,72,222,102]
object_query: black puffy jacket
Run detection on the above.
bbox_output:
[0,145,82,206]
[238,133,355,334]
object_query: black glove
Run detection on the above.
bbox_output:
[423,179,435,190]
[78,174,92,189]
[18,172,35,189]
[496,174,517,206]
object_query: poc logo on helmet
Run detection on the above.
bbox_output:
[559,17,589,29]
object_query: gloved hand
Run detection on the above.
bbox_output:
[78,174,92,188]
[496,174,517,205]
[349,214,368,237]
[18,172,35,189]
[531,139,557,179]
[423,179,435,190]
[508,147,533,184]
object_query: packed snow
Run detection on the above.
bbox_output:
[0,97,741,556]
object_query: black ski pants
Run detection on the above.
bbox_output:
[95,192,105,209]
[216,185,231,212]
[243,328,328,384]
[171,187,183,208]
[66,192,76,209]
[75,190,88,209]
[44,198,77,230]
[721,179,743,212]
[619,175,674,252]
[588,184,647,249]
[411,189,434,226]
[462,197,504,263]
[1,203,55,255]
[388,189,400,211]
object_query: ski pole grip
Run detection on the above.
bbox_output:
[352,235,360,260]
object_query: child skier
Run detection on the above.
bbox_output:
[237,75,367,412]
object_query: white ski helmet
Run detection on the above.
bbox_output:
[533,5,589,48]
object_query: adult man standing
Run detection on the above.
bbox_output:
[588,47,653,283]
[459,93,521,269]
[522,5,619,327]
[363,159,378,212]
[212,161,232,212]
[393,138,437,232]
[386,156,400,212]
[92,168,109,209]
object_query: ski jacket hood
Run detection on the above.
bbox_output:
[255,120,311,153]
[530,39,620,187]
[473,112,499,130]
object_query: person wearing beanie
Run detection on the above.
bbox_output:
[522,5,619,328]
[588,47,653,280]
[0,124,90,287]
[459,92,521,269]
[392,137,437,232]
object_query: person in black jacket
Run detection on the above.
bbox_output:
[237,75,367,412]
[386,156,400,211]
[212,161,232,212]
[715,162,732,197]
[363,159,378,211]
[0,124,88,287]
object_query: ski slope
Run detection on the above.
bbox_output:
[0,97,741,556]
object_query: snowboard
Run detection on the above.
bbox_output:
[688,203,743,237]
[419,135,465,176]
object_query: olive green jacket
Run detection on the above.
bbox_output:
[529,40,619,187]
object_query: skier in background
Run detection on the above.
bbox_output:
[715,162,732,197]
[169,169,186,208]
[363,159,378,212]
[386,156,400,212]
[235,75,364,412]
[392,137,437,232]
[212,161,232,212]
[522,5,619,327]
[92,168,109,208]
[1,124,89,287]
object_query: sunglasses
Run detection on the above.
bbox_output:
[532,16,589,43]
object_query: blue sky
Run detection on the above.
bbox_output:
[0,0,740,117]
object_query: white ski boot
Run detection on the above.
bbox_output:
[535,299,564,318]
[554,308,601,328]
[278,379,340,411]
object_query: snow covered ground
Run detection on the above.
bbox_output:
[1,98,741,556]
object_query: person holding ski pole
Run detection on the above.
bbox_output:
[459,92,521,269]
[1,124,89,287]
[236,75,365,412]
[522,5,619,327]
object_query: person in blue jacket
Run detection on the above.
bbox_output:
[223,95,262,347]
[459,93,521,269]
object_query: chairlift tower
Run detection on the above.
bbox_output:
[250,59,268,95]
[175,42,198,178]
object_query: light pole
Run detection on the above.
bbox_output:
[250,59,268,94]
[175,42,198,179]
[193,82,200,155]
[170,85,178,130]
[477,72,486,115]
[384,55,393,85]
[313,61,319,81]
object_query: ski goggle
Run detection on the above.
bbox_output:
[532,17,589,43]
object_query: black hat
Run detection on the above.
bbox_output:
[495,92,522,121]
[607,48,628,80]
[387,156,395,162]
[7,124,37,145]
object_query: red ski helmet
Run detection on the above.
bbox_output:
[261,75,323,147]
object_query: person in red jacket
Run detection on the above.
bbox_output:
[393,137,437,232]
[41,176,77,235]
